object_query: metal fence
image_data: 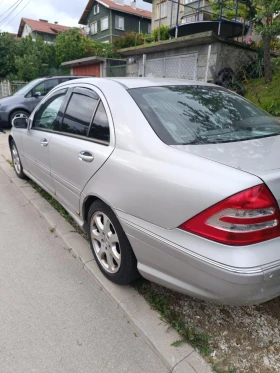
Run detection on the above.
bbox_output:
[106,65,126,77]
[139,53,198,80]
[0,81,26,98]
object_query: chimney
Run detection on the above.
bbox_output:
[131,0,136,9]
[54,21,58,24]
[39,19,48,22]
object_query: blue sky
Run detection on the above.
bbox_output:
[0,0,152,34]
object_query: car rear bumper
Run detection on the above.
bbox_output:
[120,216,280,305]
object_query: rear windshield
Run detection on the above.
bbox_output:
[128,86,280,145]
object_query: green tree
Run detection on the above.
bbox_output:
[15,35,55,80]
[253,0,280,83]
[209,0,249,21]
[55,28,95,64]
[0,33,18,78]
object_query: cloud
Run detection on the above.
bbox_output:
[0,0,151,34]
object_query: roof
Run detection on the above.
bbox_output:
[61,56,125,67]
[58,77,215,90]
[79,0,151,25]
[17,18,73,37]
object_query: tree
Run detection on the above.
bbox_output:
[253,0,280,83]
[209,0,249,21]
[15,35,56,80]
[0,33,18,78]
[55,28,95,64]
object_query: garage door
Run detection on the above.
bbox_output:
[73,64,100,77]
[139,54,197,80]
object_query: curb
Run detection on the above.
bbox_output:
[0,153,212,373]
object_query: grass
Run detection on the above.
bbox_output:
[28,179,88,240]
[133,279,212,356]
[245,67,280,116]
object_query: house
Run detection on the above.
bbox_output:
[79,0,152,43]
[17,18,73,42]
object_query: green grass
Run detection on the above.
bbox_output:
[133,280,212,356]
[28,179,88,240]
[245,68,280,116]
[6,159,13,167]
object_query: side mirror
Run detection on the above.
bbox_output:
[12,117,28,129]
[34,91,42,98]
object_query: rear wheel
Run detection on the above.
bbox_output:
[10,140,26,179]
[10,110,29,126]
[88,200,139,284]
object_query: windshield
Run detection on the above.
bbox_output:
[13,79,44,96]
[129,86,280,145]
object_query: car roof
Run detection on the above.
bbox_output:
[58,77,217,90]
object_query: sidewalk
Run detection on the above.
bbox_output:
[0,133,169,373]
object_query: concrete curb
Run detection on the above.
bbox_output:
[0,154,212,373]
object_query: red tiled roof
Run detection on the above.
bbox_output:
[18,18,73,37]
[79,0,151,25]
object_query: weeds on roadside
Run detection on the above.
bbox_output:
[133,280,211,356]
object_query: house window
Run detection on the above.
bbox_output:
[148,23,151,34]
[93,4,100,14]
[156,1,167,19]
[115,15,124,30]
[90,21,98,34]
[101,16,109,31]
[185,0,195,4]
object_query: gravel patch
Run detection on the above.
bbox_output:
[137,281,280,373]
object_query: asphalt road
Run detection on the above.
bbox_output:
[0,132,169,373]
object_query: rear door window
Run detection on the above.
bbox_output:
[88,102,110,143]
[61,89,99,136]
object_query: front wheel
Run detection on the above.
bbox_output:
[10,110,29,127]
[10,140,26,179]
[88,200,139,284]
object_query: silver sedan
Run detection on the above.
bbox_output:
[9,78,280,305]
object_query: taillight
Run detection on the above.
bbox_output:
[179,184,280,246]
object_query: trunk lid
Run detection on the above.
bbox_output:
[172,135,280,206]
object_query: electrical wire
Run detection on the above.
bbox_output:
[0,0,21,20]
[0,0,25,27]
[1,0,32,31]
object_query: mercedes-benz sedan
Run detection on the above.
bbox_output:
[9,78,280,305]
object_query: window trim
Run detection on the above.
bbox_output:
[90,21,98,34]
[101,16,109,31]
[31,84,114,147]
[115,15,125,31]
[93,4,100,14]
[155,0,168,20]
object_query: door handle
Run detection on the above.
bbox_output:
[40,139,48,147]
[78,151,94,163]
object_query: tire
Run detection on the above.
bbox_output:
[88,200,139,284]
[10,140,26,179]
[10,110,29,127]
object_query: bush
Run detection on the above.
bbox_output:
[113,32,145,49]
[151,25,170,42]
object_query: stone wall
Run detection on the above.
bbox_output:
[125,36,258,82]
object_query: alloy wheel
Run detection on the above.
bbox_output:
[90,211,121,274]
[12,145,21,175]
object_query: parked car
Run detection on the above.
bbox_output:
[9,78,280,305]
[0,76,86,129]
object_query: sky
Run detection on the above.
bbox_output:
[0,0,152,34]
